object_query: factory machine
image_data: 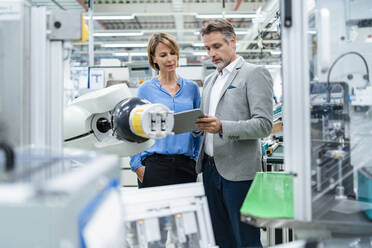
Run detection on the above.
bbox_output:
[0,147,124,248]
[299,1,372,233]
[0,2,145,247]
[202,63,217,82]
[309,81,354,203]
[62,80,216,248]
[127,62,153,87]
[64,83,174,156]
[121,183,217,248]
[241,0,372,244]
[0,79,214,248]
[0,2,216,247]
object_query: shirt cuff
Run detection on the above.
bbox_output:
[129,155,144,172]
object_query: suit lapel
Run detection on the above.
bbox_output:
[204,72,218,114]
[217,58,244,102]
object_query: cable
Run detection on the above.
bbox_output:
[326,51,370,103]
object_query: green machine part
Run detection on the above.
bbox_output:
[240,172,294,219]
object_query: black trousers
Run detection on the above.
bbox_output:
[138,154,197,188]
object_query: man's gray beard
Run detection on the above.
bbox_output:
[215,54,232,71]
[216,61,227,71]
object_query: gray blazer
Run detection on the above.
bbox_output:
[196,58,273,181]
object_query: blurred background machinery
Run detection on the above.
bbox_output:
[0,147,124,248]
[241,0,372,246]
[121,183,217,248]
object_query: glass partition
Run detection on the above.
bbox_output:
[307,0,372,226]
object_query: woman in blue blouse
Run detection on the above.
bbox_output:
[130,33,201,188]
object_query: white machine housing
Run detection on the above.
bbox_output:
[0,148,124,248]
[121,182,217,248]
[64,84,174,157]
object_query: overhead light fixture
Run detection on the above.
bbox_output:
[264,64,281,69]
[113,52,148,57]
[192,43,204,47]
[102,43,147,48]
[192,51,208,56]
[193,42,241,47]
[84,15,135,20]
[196,13,258,19]
[94,32,144,37]
[194,31,247,35]
[270,50,282,55]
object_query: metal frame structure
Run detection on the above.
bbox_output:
[281,0,311,221]
[1,0,81,153]
[30,7,65,152]
[30,6,48,148]
[280,0,372,237]
[30,0,282,66]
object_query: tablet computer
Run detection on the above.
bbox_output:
[173,109,205,134]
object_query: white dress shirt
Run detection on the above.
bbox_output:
[204,56,242,156]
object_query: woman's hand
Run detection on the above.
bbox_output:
[135,166,145,182]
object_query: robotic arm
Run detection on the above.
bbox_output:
[64,84,174,156]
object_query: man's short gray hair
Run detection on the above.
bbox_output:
[200,19,236,42]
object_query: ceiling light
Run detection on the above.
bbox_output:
[192,51,208,56]
[94,32,144,37]
[264,64,281,69]
[102,43,147,48]
[270,50,282,55]
[192,43,205,47]
[112,52,128,56]
[226,14,259,18]
[193,43,241,47]
[194,31,247,35]
[196,13,258,19]
[113,52,148,57]
[84,15,135,20]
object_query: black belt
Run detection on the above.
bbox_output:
[204,154,215,166]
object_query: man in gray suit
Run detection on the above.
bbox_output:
[195,19,273,248]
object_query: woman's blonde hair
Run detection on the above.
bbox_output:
[147,33,179,71]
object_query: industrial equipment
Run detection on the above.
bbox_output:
[241,0,372,240]
[0,0,83,153]
[271,236,372,248]
[121,183,217,248]
[0,147,124,248]
[0,2,213,248]
[202,63,217,81]
[128,62,153,87]
[64,84,174,157]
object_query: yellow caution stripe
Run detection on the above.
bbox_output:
[131,109,147,138]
